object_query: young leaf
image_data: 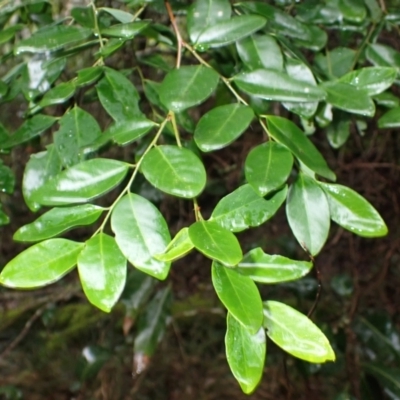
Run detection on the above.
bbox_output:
[111,193,171,280]
[0,239,83,288]
[245,142,293,196]
[320,183,388,237]
[225,312,266,394]
[210,184,287,232]
[194,104,254,152]
[96,67,142,121]
[212,261,263,333]
[196,15,266,48]
[266,116,336,181]
[263,301,335,363]
[14,205,105,242]
[54,106,101,167]
[159,65,219,113]
[378,107,400,128]
[154,228,194,262]
[238,248,313,284]
[189,221,242,266]
[234,69,326,103]
[39,82,75,108]
[31,158,129,206]
[78,233,127,313]
[142,145,206,198]
[286,173,330,256]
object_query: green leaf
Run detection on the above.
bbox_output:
[210,184,287,232]
[142,145,206,198]
[71,6,95,29]
[96,67,142,121]
[212,261,263,333]
[31,158,129,206]
[159,65,219,113]
[322,81,375,117]
[315,47,356,79]
[196,15,266,48]
[366,44,400,71]
[101,21,149,39]
[98,38,126,58]
[378,107,400,128]
[234,69,326,102]
[263,301,335,363]
[54,106,101,167]
[245,142,293,196]
[104,118,155,146]
[0,239,83,288]
[187,0,231,43]
[0,208,9,226]
[100,7,135,23]
[326,110,351,149]
[75,67,103,87]
[266,116,336,181]
[22,145,62,212]
[14,205,105,242]
[111,193,171,280]
[339,0,366,22]
[238,248,313,283]
[0,24,24,45]
[225,312,266,394]
[194,104,254,151]
[14,25,92,53]
[320,183,388,237]
[362,363,400,398]
[78,233,127,313]
[154,228,194,262]
[39,82,75,108]
[373,92,400,109]
[286,173,330,256]
[1,114,57,149]
[189,221,242,266]
[339,67,397,96]
[0,162,15,194]
[236,34,283,71]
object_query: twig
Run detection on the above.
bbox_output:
[164,0,183,68]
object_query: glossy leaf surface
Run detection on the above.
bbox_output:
[234,69,326,102]
[75,67,103,87]
[266,116,336,181]
[245,142,293,196]
[263,301,335,363]
[225,313,266,394]
[366,44,400,70]
[189,221,242,266]
[378,107,400,128]
[321,183,388,237]
[104,118,155,146]
[14,205,104,242]
[78,233,127,313]
[194,104,253,151]
[159,66,219,113]
[31,158,129,206]
[326,111,351,149]
[111,193,171,280]
[211,184,287,232]
[101,21,148,39]
[142,145,206,198]
[238,248,313,283]
[212,262,263,333]
[286,174,330,256]
[39,82,75,108]
[0,239,83,288]
[155,228,194,262]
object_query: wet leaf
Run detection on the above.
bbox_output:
[212,261,263,333]
[263,301,335,363]
[78,233,127,313]
[154,228,194,262]
[111,193,171,280]
[225,312,266,394]
[101,21,149,39]
[378,107,400,128]
[0,162,15,194]
[39,82,75,108]
[238,248,313,283]
[0,239,83,288]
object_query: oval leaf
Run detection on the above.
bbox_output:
[212,261,263,333]
[378,106,400,128]
[266,116,336,181]
[154,227,194,262]
[286,173,330,256]
[320,183,388,237]
[210,184,287,232]
[39,82,75,108]
[263,300,335,363]
[31,158,129,206]
[366,43,400,70]
[142,145,206,198]
[238,248,313,283]
[189,221,242,266]
[106,118,155,146]
[111,193,171,280]
[194,104,254,152]
[159,65,219,113]
[100,21,148,39]
[14,205,105,242]
[0,239,83,288]
[225,312,266,394]
[78,233,127,313]
[245,142,293,196]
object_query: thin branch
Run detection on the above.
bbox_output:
[164,0,183,68]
